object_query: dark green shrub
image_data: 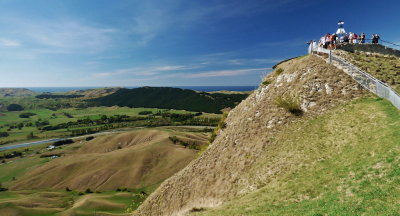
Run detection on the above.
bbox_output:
[26,132,35,139]
[138,111,153,115]
[209,112,228,144]
[6,104,24,111]
[85,136,95,141]
[262,80,271,86]
[275,94,303,116]
[0,132,9,137]
[275,68,284,75]
[19,112,36,118]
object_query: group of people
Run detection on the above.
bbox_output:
[318,32,380,49]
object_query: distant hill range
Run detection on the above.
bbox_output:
[0,88,36,97]
[90,87,250,113]
[66,87,121,98]
[35,87,122,99]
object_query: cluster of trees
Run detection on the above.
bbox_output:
[0,132,9,138]
[53,139,74,146]
[41,113,220,133]
[35,94,84,99]
[169,136,200,150]
[138,111,153,115]
[6,104,24,111]
[40,114,149,131]
[19,112,37,118]
[0,151,23,160]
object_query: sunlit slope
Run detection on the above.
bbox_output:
[10,129,207,191]
[135,55,368,215]
[193,98,400,215]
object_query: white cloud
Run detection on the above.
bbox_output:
[0,38,20,47]
[186,68,268,78]
[1,17,117,54]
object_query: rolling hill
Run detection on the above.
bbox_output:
[10,129,208,191]
[89,87,249,114]
[0,88,36,97]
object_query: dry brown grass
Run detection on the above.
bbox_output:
[336,50,400,93]
[9,129,208,191]
[135,55,366,216]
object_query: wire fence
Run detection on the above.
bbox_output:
[308,44,400,109]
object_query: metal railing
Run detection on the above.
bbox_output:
[308,44,400,109]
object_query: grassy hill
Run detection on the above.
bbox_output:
[0,88,36,97]
[192,98,400,215]
[0,127,209,215]
[134,54,399,215]
[10,129,208,191]
[90,87,249,114]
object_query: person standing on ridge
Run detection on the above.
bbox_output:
[360,33,366,44]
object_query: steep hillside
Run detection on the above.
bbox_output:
[90,87,249,114]
[10,129,208,191]
[192,97,400,215]
[135,55,368,215]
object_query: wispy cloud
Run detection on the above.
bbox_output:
[0,38,20,47]
[186,68,268,78]
[0,17,117,54]
[93,65,196,78]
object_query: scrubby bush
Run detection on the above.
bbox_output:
[6,104,24,111]
[275,94,303,116]
[209,112,228,144]
[53,139,74,147]
[262,80,271,86]
[138,111,153,115]
[19,112,36,118]
[85,136,95,141]
[26,132,35,139]
[275,68,284,75]
[63,112,73,118]
[0,132,9,138]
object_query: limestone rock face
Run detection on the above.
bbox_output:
[134,55,365,216]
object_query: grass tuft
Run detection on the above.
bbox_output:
[275,68,284,75]
[274,94,303,116]
[261,80,271,86]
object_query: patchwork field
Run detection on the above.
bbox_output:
[0,104,218,145]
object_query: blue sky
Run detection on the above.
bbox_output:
[0,0,399,87]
